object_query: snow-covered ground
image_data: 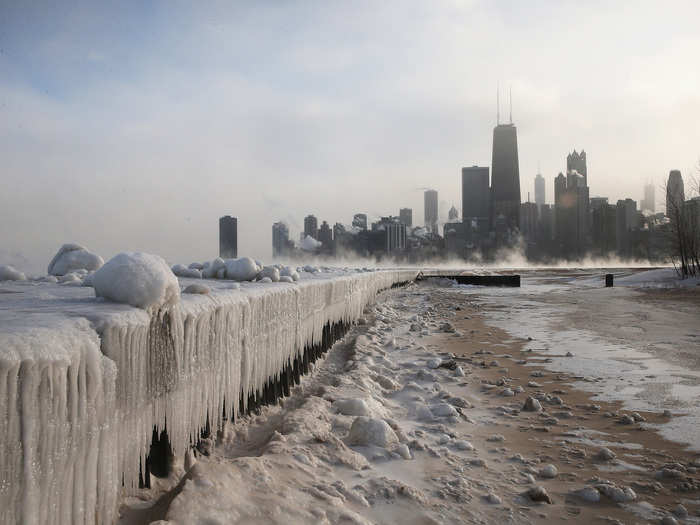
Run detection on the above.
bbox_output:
[0,265,417,525]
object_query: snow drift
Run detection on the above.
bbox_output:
[0,264,26,281]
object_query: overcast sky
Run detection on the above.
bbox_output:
[2,1,699,272]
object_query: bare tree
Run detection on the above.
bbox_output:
[664,164,700,278]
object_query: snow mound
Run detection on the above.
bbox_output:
[171,264,202,279]
[280,266,300,281]
[48,243,104,276]
[92,252,180,309]
[259,266,280,282]
[225,257,260,281]
[0,264,26,281]
[183,283,210,295]
[347,417,399,447]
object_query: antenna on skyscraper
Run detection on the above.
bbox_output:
[509,85,512,124]
[496,83,500,125]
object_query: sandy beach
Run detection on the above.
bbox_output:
[119,274,700,524]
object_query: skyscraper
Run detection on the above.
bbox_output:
[666,170,685,217]
[399,208,413,228]
[491,122,521,230]
[534,173,545,210]
[272,221,289,257]
[219,216,237,259]
[304,215,318,240]
[424,190,438,234]
[566,150,587,187]
[641,182,655,214]
[318,221,333,246]
[461,166,490,223]
[448,206,459,221]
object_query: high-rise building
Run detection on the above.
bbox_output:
[534,173,545,210]
[641,182,655,214]
[352,213,368,231]
[399,208,413,228]
[554,172,589,258]
[566,150,587,187]
[373,217,406,254]
[461,166,490,224]
[448,206,459,221]
[491,123,521,231]
[616,198,638,255]
[666,170,685,217]
[304,214,318,240]
[424,190,438,234]
[219,216,238,259]
[318,221,333,246]
[272,221,290,257]
[519,202,538,240]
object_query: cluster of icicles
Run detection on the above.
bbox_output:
[0,269,418,525]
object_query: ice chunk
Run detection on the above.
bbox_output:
[225,257,260,281]
[47,243,104,275]
[259,266,280,282]
[171,264,202,279]
[93,252,180,309]
[183,283,210,294]
[347,417,399,447]
[0,264,26,281]
[202,258,225,279]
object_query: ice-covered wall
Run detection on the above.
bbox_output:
[0,269,417,525]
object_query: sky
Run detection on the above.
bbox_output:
[1,0,700,272]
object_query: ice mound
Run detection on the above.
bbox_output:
[347,417,399,447]
[48,243,104,276]
[0,264,26,281]
[225,257,260,281]
[93,252,180,309]
[171,264,202,279]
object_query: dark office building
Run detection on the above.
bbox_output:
[461,166,490,223]
[424,190,439,234]
[491,124,521,231]
[318,220,333,246]
[399,208,413,228]
[591,200,617,256]
[666,170,685,217]
[534,173,545,212]
[554,172,589,258]
[219,215,238,259]
[304,214,318,240]
[566,150,588,187]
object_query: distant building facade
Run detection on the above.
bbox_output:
[318,220,333,246]
[304,215,318,240]
[352,213,368,231]
[566,150,587,187]
[641,183,655,214]
[399,208,413,228]
[272,221,292,258]
[424,190,438,234]
[491,124,521,232]
[666,170,685,217]
[219,215,238,259]
[534,173,545,211]
[461,166,490,226]
[448,205,459,221]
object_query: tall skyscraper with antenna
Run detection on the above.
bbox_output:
[491,87,521,231]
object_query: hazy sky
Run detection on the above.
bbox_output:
[2,1,699,271]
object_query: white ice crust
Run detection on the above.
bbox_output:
[47,243,104,276]
[93,252,180,310]
[0,265,418,525]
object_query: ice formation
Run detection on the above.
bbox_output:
[93,252,180,309]
[0,264,26,281]
[0,266,418,525]
[47,243,104,276]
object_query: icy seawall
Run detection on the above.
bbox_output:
[0,269,418,525]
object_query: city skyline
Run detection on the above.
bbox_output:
[2,2,700,270]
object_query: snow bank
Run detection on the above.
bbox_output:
[47,243,104,276]
[0,264,25,281]
[93,252,180,309]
